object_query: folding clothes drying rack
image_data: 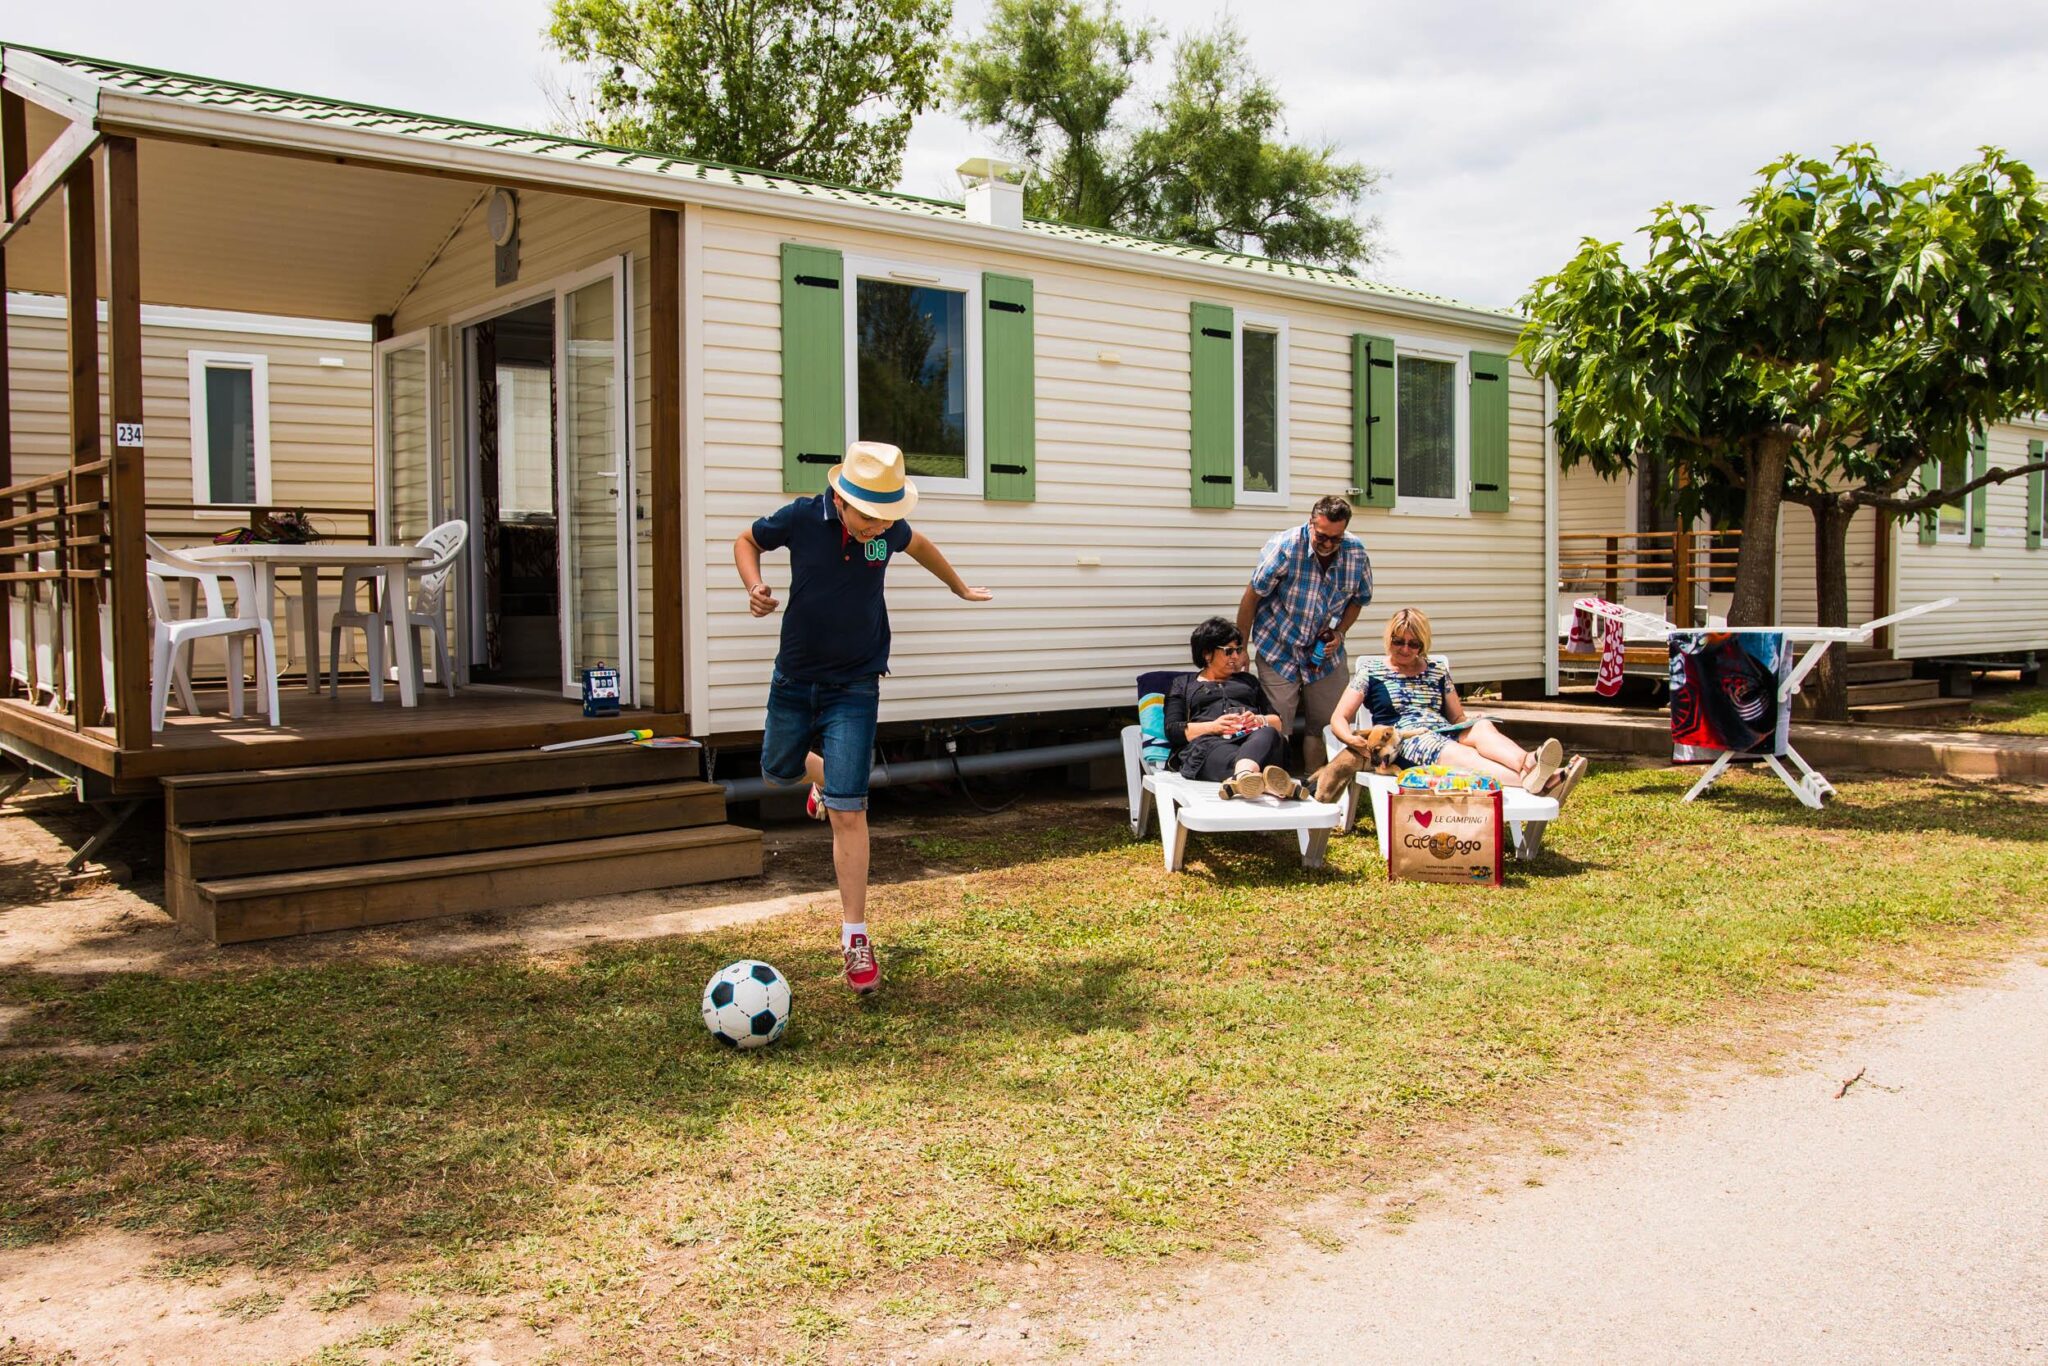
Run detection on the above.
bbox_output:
[1579,597,1958,809]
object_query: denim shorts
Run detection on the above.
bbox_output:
[760,670,881,812]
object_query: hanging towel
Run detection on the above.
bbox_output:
[1669,630,1790,760]
[1594,607,1627,697]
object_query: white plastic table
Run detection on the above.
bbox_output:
[182,544,435,707]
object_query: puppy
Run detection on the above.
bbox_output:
[1307,725,1402,803]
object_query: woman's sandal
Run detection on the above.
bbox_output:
[1524,737,1563,793]
[1545,755,1589,807]
[1220,769,1268,800]
[1262,765,1298,800]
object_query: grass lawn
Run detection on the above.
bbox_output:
[1954,683,2048,735]
[3,766,2046,1361]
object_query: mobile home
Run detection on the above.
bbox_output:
[0,44,1556,934]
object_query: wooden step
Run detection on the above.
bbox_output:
[168,780,727,886]
[1846,697,1974,727]
[1846,678,1941,706]
[181,824,765,944]
[162,745,703,826]
[1846,658,1914,684]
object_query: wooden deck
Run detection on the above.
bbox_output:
[0,683,689,783]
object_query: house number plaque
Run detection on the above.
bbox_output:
[116,423,145,447]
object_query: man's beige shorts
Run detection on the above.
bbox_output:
[1256,653,1351,763]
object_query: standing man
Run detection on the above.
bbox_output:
[1236,495,1374,772]
[734,441,992,994]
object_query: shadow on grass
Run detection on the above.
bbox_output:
[1672,776,2048,843]
[0,932,1151,1260]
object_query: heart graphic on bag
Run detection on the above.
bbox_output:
[1411,810,1433,829]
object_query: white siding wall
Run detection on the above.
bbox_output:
[6,299,372,528]
[1893,417,2048,658]
[1556,463,1627,595]
[391,192,658,705]
[691,208,1547,735]
[1777,502,1877,627]
[6,298,371,672]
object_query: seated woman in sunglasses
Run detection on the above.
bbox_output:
[1330,607,1587,801]
[1164,616,1303,799]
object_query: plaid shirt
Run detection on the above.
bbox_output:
[1247,525,1373,684]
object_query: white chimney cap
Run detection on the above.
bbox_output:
[955,156,1029,187]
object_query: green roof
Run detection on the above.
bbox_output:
[11,43,1517,323]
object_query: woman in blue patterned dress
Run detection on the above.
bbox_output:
[1329,607,1585,798]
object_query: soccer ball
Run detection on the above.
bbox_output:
[701,960,791,1049]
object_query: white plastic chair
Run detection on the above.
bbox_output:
[329,520,468,701]
[144,536,280,731]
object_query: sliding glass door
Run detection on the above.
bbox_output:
[555,261,635,699]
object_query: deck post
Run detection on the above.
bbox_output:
[649,208,684,716]
[1672,522,1693,628]
[63,161,106,730]
[104,137,151,750]
[2,91,25,696]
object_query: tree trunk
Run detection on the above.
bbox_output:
[1807,498,1855,721]
[1728,431,1790,627]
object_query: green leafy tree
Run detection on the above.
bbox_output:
[1519,146,2048,717]
[549,0,951,186]
[950,0,1379,271]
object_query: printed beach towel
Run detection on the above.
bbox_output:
[1136,670,1186,769]
[1669,631,1791,761]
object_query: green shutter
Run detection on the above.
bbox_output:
[1918,458,1939,545]
[780,243,845,494]
[1969,429,1989,547]
[982,273,1035,502]
[1353,333,1396,508]
[1469,350,1511,513]
[2028,440,2043,551]
[1190,302,1235,508]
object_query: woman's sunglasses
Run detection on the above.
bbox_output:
[1390,636,1423,650]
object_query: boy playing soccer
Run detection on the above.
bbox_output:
[733,441,992,993]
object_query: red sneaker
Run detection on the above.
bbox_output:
[805,784,827,820]
[843,933,881,994]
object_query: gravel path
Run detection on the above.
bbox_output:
[1093,958,2048,1364]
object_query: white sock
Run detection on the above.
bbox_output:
[842,921,867,947]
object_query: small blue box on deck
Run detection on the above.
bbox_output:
[581,663,621,717]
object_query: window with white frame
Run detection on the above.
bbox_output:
[844,256,981,492]
[1394,344,1464,514]
[1236,316,1287,503]
[187,351,271,508]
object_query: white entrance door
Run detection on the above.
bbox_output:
[554,260,636,700]
[374,329,439,544]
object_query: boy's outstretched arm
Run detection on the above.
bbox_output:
[733,528,779,616]
[904,531,993,601]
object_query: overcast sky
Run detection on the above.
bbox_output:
[12,0,2046,310]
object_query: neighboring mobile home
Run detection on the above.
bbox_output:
[1555,416,2048,712]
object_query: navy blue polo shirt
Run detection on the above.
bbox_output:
[752,494,914,684]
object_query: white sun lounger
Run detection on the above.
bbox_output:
[1120,724,1345,873]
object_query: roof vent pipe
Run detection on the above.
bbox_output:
[958,156,1028,230]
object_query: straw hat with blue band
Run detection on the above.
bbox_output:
[828,441,919,520]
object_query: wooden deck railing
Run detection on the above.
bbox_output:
[5,482,376,724]
[1558,526,1742,629]
[1,462,113,717]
